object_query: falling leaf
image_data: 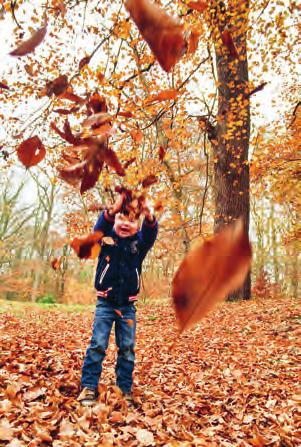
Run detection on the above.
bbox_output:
[79,55,91,70]
[172,218,252,332]
[221,29,239,58]
[142,174,157,188]
[87,93,107,114]
[53,106,80,115]
[103,148,126,176]
[158,146,165,161]
[70,231,103,259]
[130,129,143,143]
[58,90,86,104]
[188,1,208,13]
[0,81,9,90]
[51,257,61,270]
[146,88,179,104]
[45,75,68,97]
[17,136,46,168]
[123,157,136,169]
[114,309,123,317]
[117,110,133,118]
[154,200,163,212]
[80,159,104,194]
[125,0,187,72]
[9,25,47,56]
[59,160,86,187]
[127,319,134,327]
[136,428,154,446]
[246,82,268,98]
[50,120,81,145]
[187,31,200,55]
[82,112,112,129]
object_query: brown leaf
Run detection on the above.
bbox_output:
[142,174,157,188]
[46,75,68,97]
[123,157,136,169]
[188,1,208,13]
[23,386,46,402]
[0,81,9,90]
[114,309,123,317]
[246,82,268,98]
[70,231,103,259]
[0,419,14,441]
[82,112,112,129]
[154,200,163,212]
[103,148,126,176]
[79,55,91,70]
[172,218,252,332]
[58,160,86,187]
[58,90,86,104]
[9,25,47,56]
[51,120,82,145]
[59,418,75,440]
[221,29,239,59]
[80,159,104,194]
[127,319,134,327]
[87,93,107,114]
[187,31,200,55]
[158,146,165,162]
[125,0,187,72]
[146,88,179,104]
[117,110,133,118]
[53,106,80,115]
[51,257,61,270]
[17,136,46,168]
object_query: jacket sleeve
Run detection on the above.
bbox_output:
[94,210,115,235]
[139,217,158,256]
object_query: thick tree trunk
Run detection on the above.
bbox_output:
[213,1,251,300]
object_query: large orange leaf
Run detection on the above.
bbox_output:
[70,231,103,259]
[188,1,208,13]
[126,0,187,72]
[172,218,252,332]
[146,88,179,104]
[17,136,46,168]
[9,25,47,56]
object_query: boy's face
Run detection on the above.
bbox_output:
[114,213,139,238]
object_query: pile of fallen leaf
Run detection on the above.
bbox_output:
[0,296,300,446]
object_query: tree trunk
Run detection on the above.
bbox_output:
[213,1,251,300]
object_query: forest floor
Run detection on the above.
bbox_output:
[0,296,300,447]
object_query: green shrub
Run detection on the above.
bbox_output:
[36,294,56,304]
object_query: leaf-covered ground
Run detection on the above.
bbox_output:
[0,296,300,446]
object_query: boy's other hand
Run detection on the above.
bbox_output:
[107,192,126,217]
[140,198,155,222]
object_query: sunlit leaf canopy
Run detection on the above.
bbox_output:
[0,0,299,240]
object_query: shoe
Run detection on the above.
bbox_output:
[123,393,134,407]
[77,387,97,406]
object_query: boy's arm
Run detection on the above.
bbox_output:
[94,209,115,235]
[140,215,158,251]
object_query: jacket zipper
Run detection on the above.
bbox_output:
[136,268,140,289]
[99,263,110,285]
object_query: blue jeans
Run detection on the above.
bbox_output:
[81,299,136,394]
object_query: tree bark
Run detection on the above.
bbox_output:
[213,1,251,300]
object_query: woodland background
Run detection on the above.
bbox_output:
[0,0,300,304]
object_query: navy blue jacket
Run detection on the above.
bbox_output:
[94,210,158,305]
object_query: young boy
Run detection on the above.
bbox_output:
[78,193,158,406]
